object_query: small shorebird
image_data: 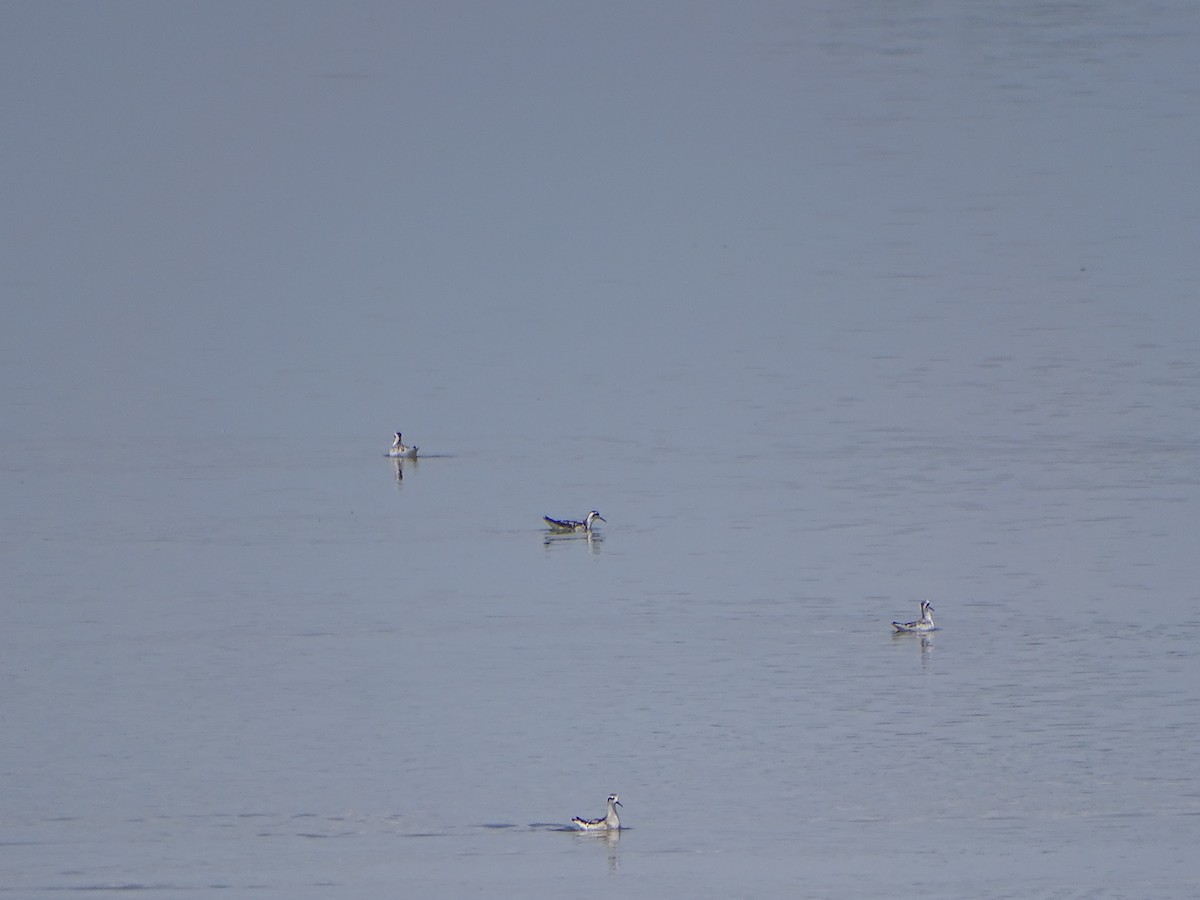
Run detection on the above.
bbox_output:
[572,794,622,831]
[893,600,936,633]
[388,432,418,459]
[544,510,606,533]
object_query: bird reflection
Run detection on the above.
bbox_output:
[920,634,934,659]
[390,457,417,487]
[892,628,934,666]
[543,531,603,554]
[604,826,620,870]
[573,826,620,870]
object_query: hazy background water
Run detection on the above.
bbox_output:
[3,2,1199,897]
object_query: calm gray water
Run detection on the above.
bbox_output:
[4,2,1199,898]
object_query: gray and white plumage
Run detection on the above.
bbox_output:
[571,794,622,831]
[893,600,936,633]
[543,510,606,533]
[388,432,418,459]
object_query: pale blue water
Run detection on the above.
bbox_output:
[3,2,1199,898]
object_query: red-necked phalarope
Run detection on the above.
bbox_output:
[388,432,418,459]
[893,600,936,633]
[544,510,606,533]
[571,794,622,831]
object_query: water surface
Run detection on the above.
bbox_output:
[3,2,1199,897]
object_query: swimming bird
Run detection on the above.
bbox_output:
[571,794,622,831]
[388,432,418,459]
[543,510,606,533]
[893,600,936,633]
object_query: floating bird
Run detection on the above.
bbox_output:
[388,432,418,459]
[543,510,606,533]
[893,600,936,633]
[572,794,622,831]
